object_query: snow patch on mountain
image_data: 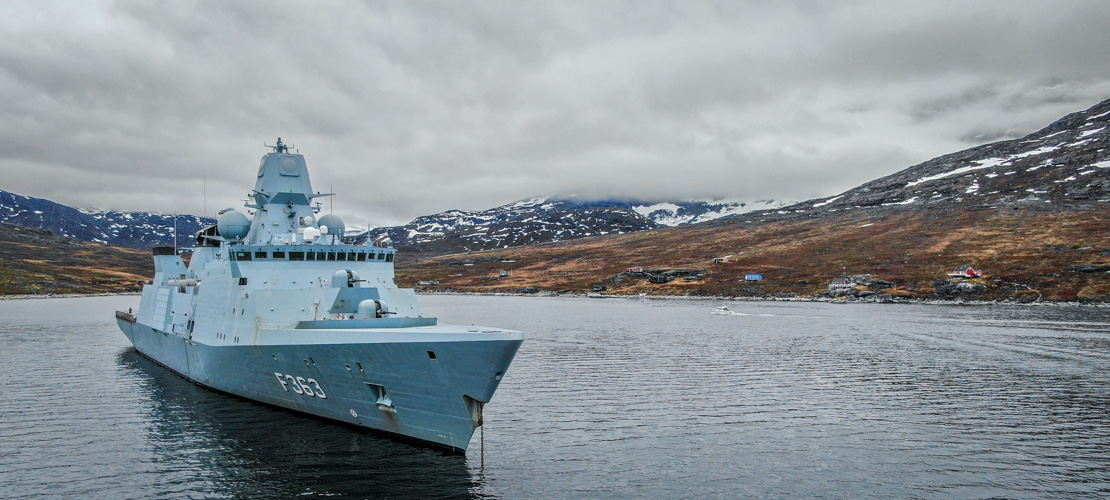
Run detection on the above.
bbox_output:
[631,199,792,226]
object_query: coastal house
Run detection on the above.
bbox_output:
[627,266,644,273]
[744,273,763,281]
[712,255,735,264]
[828,278,854,293]
[499,270,511,277]
[948,266,982,278]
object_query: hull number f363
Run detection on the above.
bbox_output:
[274,372,327,399]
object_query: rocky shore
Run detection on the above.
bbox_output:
[413,289,1110,307]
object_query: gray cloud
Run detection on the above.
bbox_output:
[2,0,1110,226]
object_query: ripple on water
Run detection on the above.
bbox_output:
[2,296,1110,498]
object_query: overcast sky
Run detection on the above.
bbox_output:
[2,1,1110,227]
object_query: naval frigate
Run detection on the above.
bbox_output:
[115,138,523,451]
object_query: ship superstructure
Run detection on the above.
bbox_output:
[116,139,522,451]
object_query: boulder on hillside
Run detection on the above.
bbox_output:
[931,278,990,299]
[1067,263,1110,273]
[826,274,897,297]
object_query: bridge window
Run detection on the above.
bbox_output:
[234,251,252,261]
[326,252,336,261]
[255,251,267,259]
[306,252,316,261]
[386,254,394,263]
[337,252,347,261]
[356,252,367,262]
[377,253,385,260]
[289,251,304,261]
[273,251,286,259]
[317,251,327,260]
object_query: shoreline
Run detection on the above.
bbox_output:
[413,290,1110,308]
[1,290,1106,308]
[0,292,142,301]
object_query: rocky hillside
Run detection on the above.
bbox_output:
[396,98,1110,302]
[4,96,1110,302]
[0,223,152,295]
[395,208,1110,302]
[0,190,213,248]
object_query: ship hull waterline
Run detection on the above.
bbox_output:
[117,317,523,452]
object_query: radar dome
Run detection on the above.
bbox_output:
[217,210,250,240]
[318,214,345,235]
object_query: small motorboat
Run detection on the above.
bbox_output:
[712,305,741,315]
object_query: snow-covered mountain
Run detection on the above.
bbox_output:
[708,98,1110,228]
[345,197,791,255]
[1,186,766,254]
[347,198,655,254]
[0,190,213,248]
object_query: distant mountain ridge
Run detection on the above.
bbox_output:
[6,97,1108,255]
[347,197,790,255]
[0,186,772,254]
[346,198,656,254]
[0,190,213,248]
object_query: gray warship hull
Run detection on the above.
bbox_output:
[118,313,521,451]
[114,139,522,452]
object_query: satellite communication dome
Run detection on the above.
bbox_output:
[317,214,345,235]
[217,210,250,240]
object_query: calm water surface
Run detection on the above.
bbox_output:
[2,295,1109,498]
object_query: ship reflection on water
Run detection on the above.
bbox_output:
[119,350,479,499]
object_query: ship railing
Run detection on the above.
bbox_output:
[115,310,137,324]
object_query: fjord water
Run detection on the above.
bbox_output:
[2,295,1109,498]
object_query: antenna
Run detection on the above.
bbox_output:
[330,184,333,214]
[264,137,293,153]
[172,212,178,254]
[202,167,207,219]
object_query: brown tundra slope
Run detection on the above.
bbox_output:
[0,223,152,295]
[397,99,1110,302]
[395,208,1110,302]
